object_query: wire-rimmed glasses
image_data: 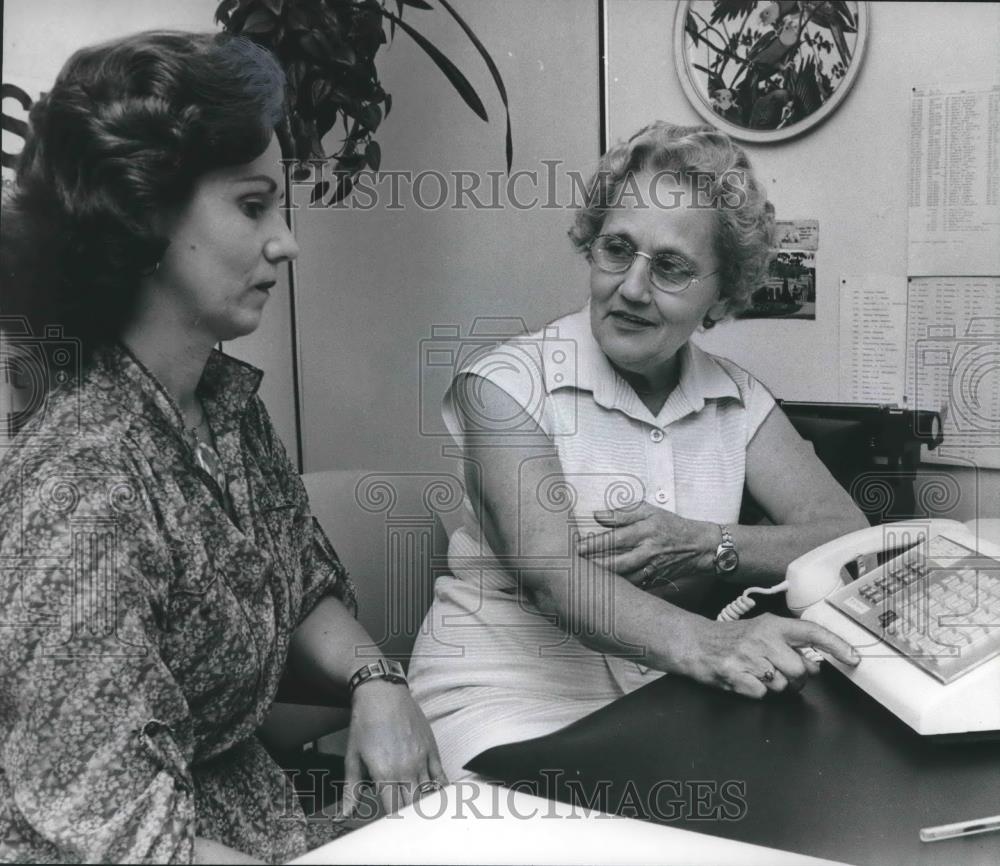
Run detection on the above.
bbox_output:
[587,234,718,294]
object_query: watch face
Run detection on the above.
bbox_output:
[717,548,739,572]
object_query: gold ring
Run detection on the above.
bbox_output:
[416,780,444,796]
[760,669,776,683]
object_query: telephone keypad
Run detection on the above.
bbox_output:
[827,535,1000,684]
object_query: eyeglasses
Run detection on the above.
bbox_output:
[587,234,718,294]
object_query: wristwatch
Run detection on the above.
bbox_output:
[348,659,408,695]
[713,525,739,575]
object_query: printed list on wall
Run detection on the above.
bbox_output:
[840,81,1000,470]
[907,82,1000,276]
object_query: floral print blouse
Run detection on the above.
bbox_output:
[0,344,356,863]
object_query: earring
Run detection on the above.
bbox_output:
[702,300,728,330]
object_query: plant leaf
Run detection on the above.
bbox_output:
[437,0,512,170]
[326,31,357,65]
[214,0,239,26]
[365,140,382,171]
[389,0,400,40]
[685,11,701,48]
[399,0,433,8]
[710,0,757,25]
[830,0,857,30]
[242,9,277,35]
[330,173,354,204]
[346,125,368,141]
[286,60,309,93]
[298,28,357,66]
[310,180,331,205]
[286,4,312,31]
[368,4,489,122]
[693,63,726,94]
[311,78,333,107]
[360,103,383,131]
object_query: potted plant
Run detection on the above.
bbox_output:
[215,0,512,202]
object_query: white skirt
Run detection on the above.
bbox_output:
[408,574,665,781]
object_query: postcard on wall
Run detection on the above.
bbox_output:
[775,220,819,251]
[737,249,817,321]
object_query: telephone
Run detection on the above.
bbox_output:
[725,520,1000,736]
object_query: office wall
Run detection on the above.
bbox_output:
[1,0,298,455]
[294,0,599,475]
[294,0,997,520]
[604,0,1000,522]
[5,2,995,521]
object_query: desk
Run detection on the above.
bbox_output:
[467,671,1000,866]
[289,778,845,865]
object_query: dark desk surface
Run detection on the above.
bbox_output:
[468,669,1000,866]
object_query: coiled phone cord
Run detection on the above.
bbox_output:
[717,583,825,664]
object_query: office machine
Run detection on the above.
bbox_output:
[784,520,1000,736]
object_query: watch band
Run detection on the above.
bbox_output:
[348,659,408,695]
[714,525,739,574]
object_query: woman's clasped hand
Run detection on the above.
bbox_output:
[577,503,721,605]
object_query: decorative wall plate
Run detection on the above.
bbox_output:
[674,1,869,142]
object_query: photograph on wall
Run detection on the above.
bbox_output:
[737,249,817,320]
[775,218,819,250]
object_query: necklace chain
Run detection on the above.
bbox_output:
[185,400,227,492]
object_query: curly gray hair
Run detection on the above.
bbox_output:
[569,121,775,320]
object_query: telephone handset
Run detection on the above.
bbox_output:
[721,520,1000,736]
[784,519,968,613]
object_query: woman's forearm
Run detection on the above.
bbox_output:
[723,405,870,585]
[727,514,870,583]
[525,551,704,674]
[715,513,870,586]
[284,596,385,703]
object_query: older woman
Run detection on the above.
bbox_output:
[0,31,442,864]
[408,121,867,781]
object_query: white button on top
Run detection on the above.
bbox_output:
[655,490,668,504]
[650,429,664,443]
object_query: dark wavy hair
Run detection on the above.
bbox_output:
[1,30,287,372]
[569,121,775,322]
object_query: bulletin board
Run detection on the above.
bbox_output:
[601,0,1000,470]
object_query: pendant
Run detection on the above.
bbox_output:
[194,440,227,491]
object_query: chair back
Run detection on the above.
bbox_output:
[302,469,461,665]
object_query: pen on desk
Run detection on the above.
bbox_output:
[920,814,1000,843]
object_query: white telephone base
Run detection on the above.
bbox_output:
[791,520,1000,737]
